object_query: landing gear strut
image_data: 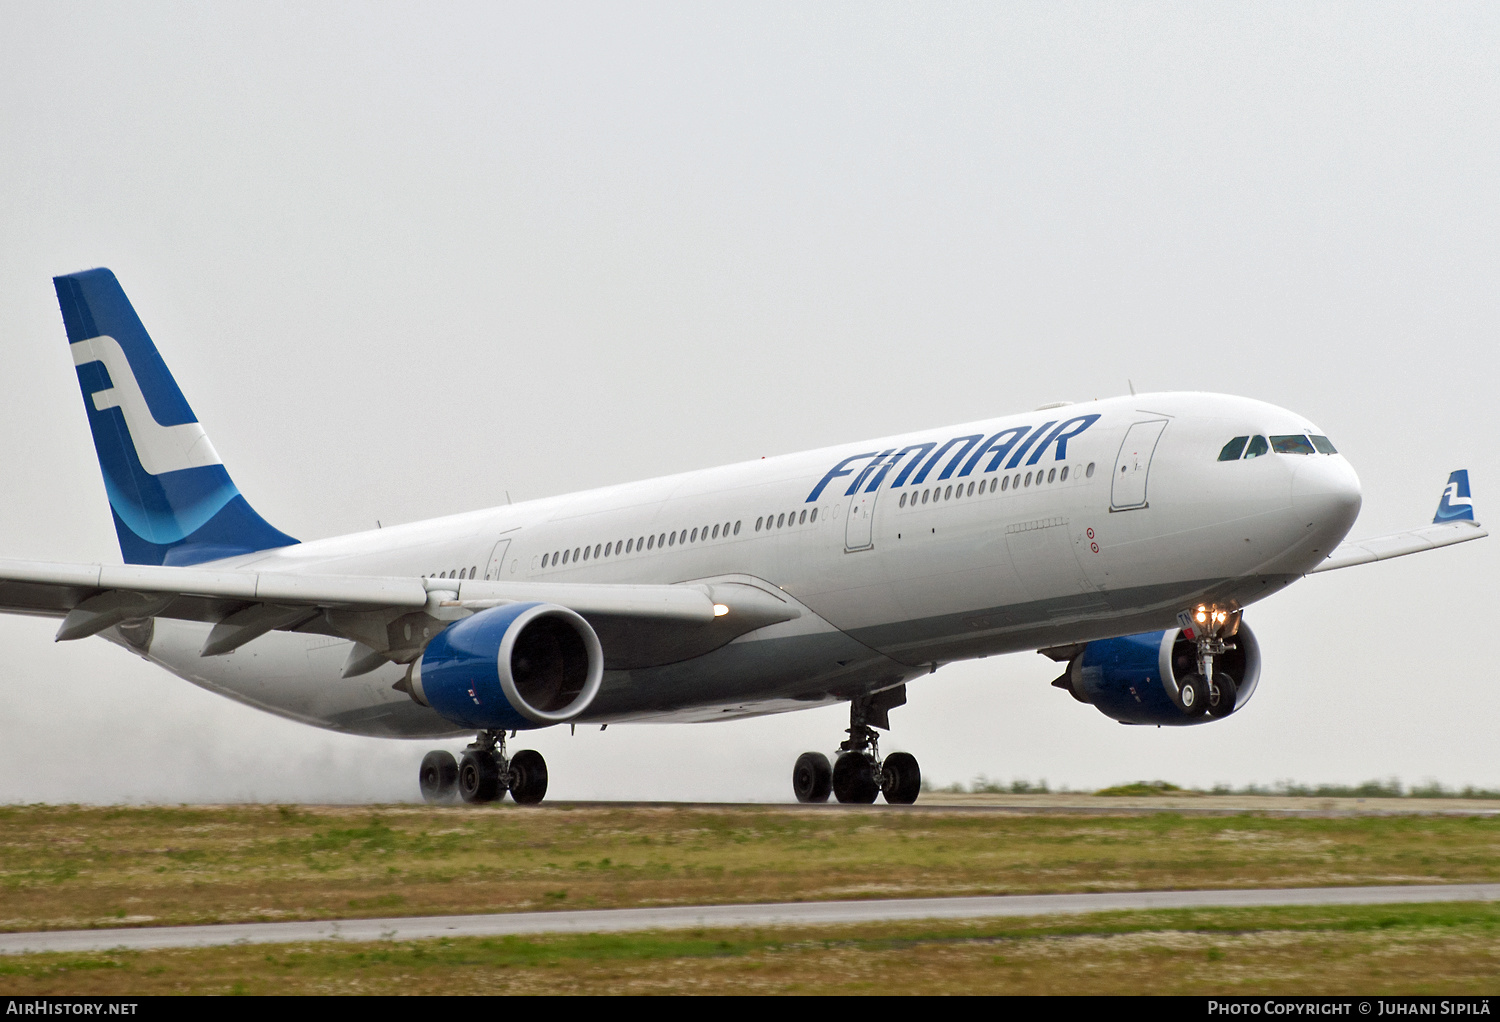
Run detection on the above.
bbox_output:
[791,686,920,805]
[418,732,549,805]
[1179,604,1241,719]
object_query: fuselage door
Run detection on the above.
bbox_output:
[483,539,512,580]
[1111,420,1168,511]
[845,490,879,552]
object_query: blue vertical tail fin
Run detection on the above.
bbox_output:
[53,268,298,566]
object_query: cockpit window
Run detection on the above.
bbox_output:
[1218,437,1248,462]
[1310,435,1338,454]
[1243,435,1269,459]
[1271,434,1316,455]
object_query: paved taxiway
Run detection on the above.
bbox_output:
[4,884,1498,955]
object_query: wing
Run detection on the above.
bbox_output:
[1309,470,1487,574]
[0,559,799,671]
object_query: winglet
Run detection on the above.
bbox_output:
[1434,470,1476,524]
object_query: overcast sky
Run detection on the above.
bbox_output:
[1,2,1497,803]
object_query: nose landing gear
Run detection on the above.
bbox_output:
[418,731,550,805]
[791,687,921,805]
[1178,604,1242,719]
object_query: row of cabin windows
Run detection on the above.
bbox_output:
[756,507,818,531]
[430,567,478,580]
[1218,434,1337,461]
[897,461,1097,508]
[541,520,744,568]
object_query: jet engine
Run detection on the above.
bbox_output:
[1055,624,1262,726]
[406,602,604,730]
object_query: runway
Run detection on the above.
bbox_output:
[3,883,1498,955]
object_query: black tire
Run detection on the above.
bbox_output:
[458,749,504,803]
[508,749,549,805]
[418,750,458,804]
[792,752,833,803]
[832,753,879,804]
[880,751,921,805]
[1207,672,1239,719]
[1178,673,1207,716]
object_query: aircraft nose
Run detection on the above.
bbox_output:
[1292,455,1362,540]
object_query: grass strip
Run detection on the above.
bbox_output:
[2,804,1497,934]
[1,902,1497,995]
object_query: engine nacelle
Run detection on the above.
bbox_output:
[1061,624,1262,726]
[408,602,604,731]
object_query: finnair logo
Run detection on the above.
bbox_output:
[806,414,1101,502]
[71,335,222,477]
[1435,470,1475,522]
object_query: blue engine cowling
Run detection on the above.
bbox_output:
[1060,624,1262,726]
[407,602,604,731]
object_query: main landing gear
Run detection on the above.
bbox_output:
[791,687,921,805]
[1179,604,1241,720]
[419,731,549,805]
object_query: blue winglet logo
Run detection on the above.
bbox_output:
[1434,470,1475,523]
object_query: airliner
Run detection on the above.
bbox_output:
[2,269,1485,805]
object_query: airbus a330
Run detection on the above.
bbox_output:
[3,269,1484,805]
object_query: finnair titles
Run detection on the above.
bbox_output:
[1,269,1485,805]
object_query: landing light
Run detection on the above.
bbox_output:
[713,604,730,617]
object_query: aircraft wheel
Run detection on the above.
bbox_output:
[418,750,458,803]
[880,752,922,805]
[792,752,832,803]
[1207,672,1239,719]
[508,749,549,805]
[1178,673,1207,716]
[459,749,505,803]
[832,753,879,804]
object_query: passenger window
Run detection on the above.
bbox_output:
[574,548,581,561]
[1001,476,1009,492]
[734,521,742,535]
[593,545,600,559]
[1310,435,1338,454]
[1219,436,1249,461]
[647,536,655,550]
[799,510,807,524]
[541,554,549,567]
[899,493,907,508]
[776,513,785,528]
[755,517,763,531]
[582,547,590,561]
[1271,435,1315,455]
[690,528,698,542]
[668,532,676,546]
[712,524,720,539]
[944,485,952,500]
[1024,472,1032,487]
[967,481,975,496]
[1060,466,1069,481]
[1045,468,1053,483]
[1243,435,1269,459]
[922,489,929,504]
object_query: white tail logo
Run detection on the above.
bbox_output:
[71,335,222,476]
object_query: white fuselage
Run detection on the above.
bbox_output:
[129,392,1361,739]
